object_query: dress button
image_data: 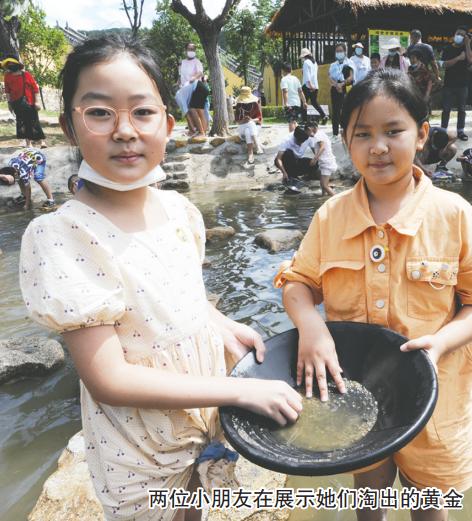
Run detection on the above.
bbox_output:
[411,270,421,280]
[376,299,385,309]
[378,263,386,273]
[377,230,385,239]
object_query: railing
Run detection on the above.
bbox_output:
[218,46,262,87]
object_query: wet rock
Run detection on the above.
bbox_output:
[224,144,241,156]
[206,226,236,241]
[175,138,188,148]
[164,162,186,172]
[226,134,242,144]
[202,257,211,268]
[254,229,303,253]
[171,153,191,162]
[208,456,289,521]
[173,172,188,180]
[160,179,190,192]
[207,293,221,308]
[28,432,105,521]
[0,336,64,384]
[210,137,226,147]
[190,144,213,155]
[165,139,177,153]
[189,135,207,144]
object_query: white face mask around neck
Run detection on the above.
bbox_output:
[78,160,166,191]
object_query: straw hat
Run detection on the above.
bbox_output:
[382,37,402,50]
[236,86,258,104]
[299,48,312,59]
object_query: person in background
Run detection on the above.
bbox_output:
[407,29,440,81]
[457,148,472,179]
[381,38,410,72]
[0,148,54,209]
[2,56,47,148]
[177,42,207,137]
[370,52,381,70]
[252,81,266,107]
[68,173,82,195]
[416,126,457,178]
[351,42,371,83]
[280,62,307,129]
[234,86,263,165]
[300,48,327,124]
[440,26,472,141]
[328,42,354,139]
[274,125,319,185]
[307,121,337,196]
[408,49,433,100]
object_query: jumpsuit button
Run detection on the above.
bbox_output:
[377,230,385,239]
[378,263,386,273]
[411,270,421,280]
[376,299,385,309]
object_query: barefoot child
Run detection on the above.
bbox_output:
[275,69,472,521]
[20,36,302,521]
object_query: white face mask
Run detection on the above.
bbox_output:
[78,160,166,191]
[187,51,196,59]
[454,35,464,45]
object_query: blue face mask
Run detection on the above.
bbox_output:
[354,47,363,56]
[335,52,345,61]
[454,34,464,45]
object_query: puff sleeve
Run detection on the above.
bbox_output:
[19,214,125,333]
[273,210,323,304]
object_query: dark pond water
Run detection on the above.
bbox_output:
[1,184,471,520]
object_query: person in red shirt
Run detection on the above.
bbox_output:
[1,56,46,148]
[234,86,263,164]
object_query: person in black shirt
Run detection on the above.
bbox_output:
[407,29,440,81]
[440,26,472,141]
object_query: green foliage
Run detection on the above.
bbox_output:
[224,9,258,85]
[18,4,68,87]
[147,0,204,94]
[252,0,283,73]
[261,105,285,118]
[0,0,27,17]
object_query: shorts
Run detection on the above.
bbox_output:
[238,121,260,143]
[189,81,209,109]
[320,167,336,177]
[420,147,441,165]
[284,106,302,122]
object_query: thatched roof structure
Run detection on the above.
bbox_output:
[269,0,472,34]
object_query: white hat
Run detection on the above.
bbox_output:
[299,48,312,59]
[352,42,364,49]
[382,37,401,50]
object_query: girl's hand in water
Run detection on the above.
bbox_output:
[298,329,345,401]
[236,378,303,426]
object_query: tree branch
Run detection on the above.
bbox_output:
[171,0,198,25]
[122,0,133,29]
[214,0,241,27]
[137,0,145,30]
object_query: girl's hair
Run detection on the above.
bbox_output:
[370,52,381,61]
[304,54,315,63]
[335,42,347,52]
[340,68,429,137]
[59,34,170,135]
[6,62,23,72]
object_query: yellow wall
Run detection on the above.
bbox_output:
[223,65,244,96]
[264,64,331,108]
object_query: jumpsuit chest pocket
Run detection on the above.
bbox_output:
[406,258,458,320]
[320,260,366,320]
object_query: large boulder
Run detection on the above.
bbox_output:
[0,336,65,384]
[254,229,304,253]
[206,226,236,241]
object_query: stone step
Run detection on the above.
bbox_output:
[162,162,187,172]
[173,172,188,180]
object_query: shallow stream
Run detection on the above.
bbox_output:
[1,184,471,520]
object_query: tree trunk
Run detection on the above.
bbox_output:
[199,32,229,136]
[0,16,20,59]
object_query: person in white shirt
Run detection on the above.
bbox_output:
[177,43,208,137]
[308,122,337,196]
[280,62,307,130]
[350,42,371,83]
[300,48,327,123]
[328,42,355,137]
[274,125,318,185]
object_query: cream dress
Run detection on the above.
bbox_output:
[20,189,229,520]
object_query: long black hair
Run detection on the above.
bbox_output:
[340,68,429,143]
[59,34,170,135]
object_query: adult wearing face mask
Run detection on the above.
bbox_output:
[380,38,410,72]
[1,56,46,148]
[440,26,472,141]
[350,42,371,83]
[177,42,209,137]
[328,43,355,139]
